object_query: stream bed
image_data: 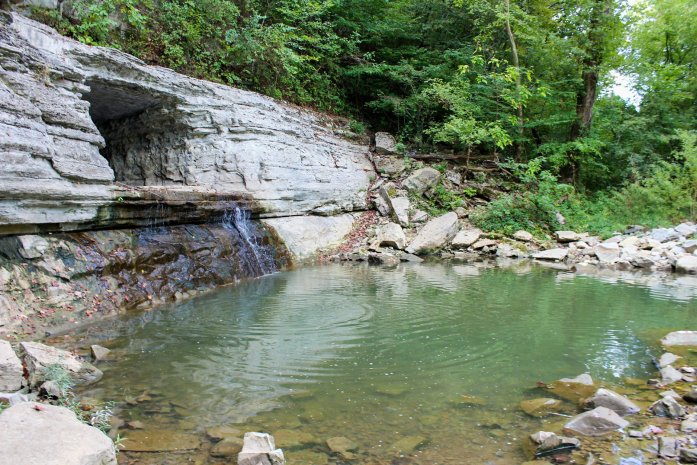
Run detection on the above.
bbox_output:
[74,262,697,464]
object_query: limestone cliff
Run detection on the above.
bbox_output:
[0,12,375,235]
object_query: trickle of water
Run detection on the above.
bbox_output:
[221,204,275,276]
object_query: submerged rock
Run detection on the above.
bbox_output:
[529,431,581,458]
[563,407,629,436]
[238,432,285,465]
[20,341,102,387]
[583,388,640,416]
[0,402,116,465]
[390,435,427,454]
[0,340,22,391]
[121,429,201,452]
[547,373,595,402]
[519,398,564,418]
[211,438,245,458]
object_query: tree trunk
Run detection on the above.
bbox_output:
[504,0,524,160]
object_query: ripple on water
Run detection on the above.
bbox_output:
[79,262,697,463]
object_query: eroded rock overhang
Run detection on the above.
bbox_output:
[0,12,375,236]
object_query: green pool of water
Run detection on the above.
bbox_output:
[79,262,697,464]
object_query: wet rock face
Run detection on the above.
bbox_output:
[0,222,289,336]
[0,12,374,234]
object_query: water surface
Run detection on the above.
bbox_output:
[80,262,697,464]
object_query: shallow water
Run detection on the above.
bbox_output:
[79,262,697,464]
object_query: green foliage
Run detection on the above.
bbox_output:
[43,363,75,397]
[471,160,573,236]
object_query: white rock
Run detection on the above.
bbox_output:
[262,214,356,260]
[676,256,697,273]
[451,229,481,248]
[651,228,680,243]
[20,342,103,387]
[661,365,684,385]
[410,210,428,223]
[595,243,620,263]
[563,407,629,436]
[0,340,22,392]
[374,132,397,154]
[389,197,411,227]
[683,239,697,253]
[403,168,440,194]
[375,223,406,250]
[675,223,697,237]
[406,212,459,255]
[0,402,116,465]
[513,230,534,242]
[662,331,697,347]
[17,235,49,259]
[556,231,584,242]
[584,388,640,416]
[619,236,640,248]
[532,248,568,261]
[559,373,594,385]
[238,432,285,465]
[472,238,497,250]
[659,353,682,368]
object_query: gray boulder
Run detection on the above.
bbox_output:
[374,132,397,155]
[661,365,684,385]
[662,331,697,346]
[375,222,407,250]
[90,345,111,362]
[532,248,568,261]
[659,352,682,368]
[20,341,102,387]
[0,402,116,465]
[406,212,459,255]
[513,230,534,242]
[238,432,285,465]
[17,235,49,259]
[0,340,22,391]
[594,243,620,263]
[651,228,680,243]
[675,222,697,237]
[451,229,481,249]
[403,168,440,194]
[555,231,584,242]
[583,388,639,416]
[676,256,697,273]
[563,406,629,436]
[649,396,685,418]
[389,197,411,227]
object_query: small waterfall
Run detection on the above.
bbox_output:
[221,205,276,276]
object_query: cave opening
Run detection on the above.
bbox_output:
[83,79,183,186]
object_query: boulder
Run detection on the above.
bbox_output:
[583,388,640,416]
[676,256,697,273]
[681,448,697,464]
[471,238,497,250]
[90,345,111,362]
[0,340,22,392]
[619,236,640,248]
[17,235,49,259]
[410,210,428,223]
[375,222,406,250]
[262,214,357,260]
[649,396,685,418]
[20,341,103,387]
[594,243,620,263]
[374,132,397,155]
[389,197,411,227]
[513,230,534,242]
[658,352,681,368]
[662,331,697,346]
[0,402,116,465]
[367,252,400,267]
[406,212,459,255]
[403,168,440,194]
[683,239,697,253]
[547,374,595,403]
[532,248,568,261]
[496,243,528,258]
[451,229,481,249]
[529,432,580,457]
[555,231,584,243]
[683,390,697,404]
[374,156,405,178]
[651,228,680,243]
[238,432,285,465]
[661,365,683,385]
[563,407,629,436]
[675,222,697,237]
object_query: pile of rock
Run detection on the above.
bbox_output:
[520,330,697,464]
[0,340,114,465]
